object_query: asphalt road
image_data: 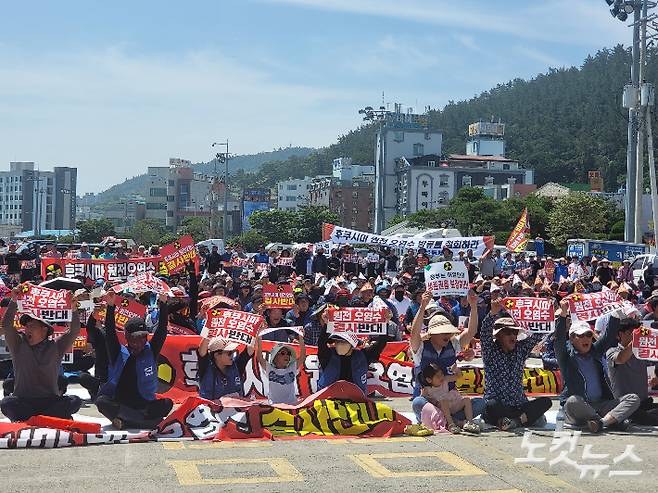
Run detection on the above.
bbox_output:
[1,392,656,493]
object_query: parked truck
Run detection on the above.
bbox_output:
[566,239,648,267]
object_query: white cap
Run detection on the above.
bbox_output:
[569,321,593,336]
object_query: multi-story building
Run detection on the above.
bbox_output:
[105,199,146,233]
[395,121,534,216]
[276,177,314,211]
[309,162,375,231]
[332,158,374,181]
[0,162,77,235]
[145,166,169,223]
[373,105,442,232]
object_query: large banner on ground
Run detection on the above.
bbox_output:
[41,257,162,283]
[0,382,410,448]
[151,335,562,403]
[322,224,494,257]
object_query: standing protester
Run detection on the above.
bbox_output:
[327,249,341,279]
[312,247,328,276]
[95,290,173,429]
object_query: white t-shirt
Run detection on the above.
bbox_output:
[266,362,298,405]
[389,296,412,320]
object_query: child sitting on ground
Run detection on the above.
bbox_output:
[419,363,480,434]
[255,329,305,405]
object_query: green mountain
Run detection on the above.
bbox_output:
[97,146,314,200]
[236,45,650,192]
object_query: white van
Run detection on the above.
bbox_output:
[631,254,657,284]
[196,239,225,255]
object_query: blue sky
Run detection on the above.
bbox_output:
[0,0,630,193]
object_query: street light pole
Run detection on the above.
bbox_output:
[212,140,230,240]
[358,105,388,233]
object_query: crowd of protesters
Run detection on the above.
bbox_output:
[0,237,655,436]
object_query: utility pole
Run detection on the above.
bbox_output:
[358,105,388,233]
[635,0,648,242]
[211,140,230,239]
[626,4,641,242]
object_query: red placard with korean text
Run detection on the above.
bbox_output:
[160,235,199,275]
[633,325,658,361]
[262,284,295,309]
[503,297,555,333]
[17,283,72,322]
[568,291,622,322]
[201,309,264,346]
[327,307,387,336]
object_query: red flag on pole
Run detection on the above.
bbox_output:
[506,208,530,253]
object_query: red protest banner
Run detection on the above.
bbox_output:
[41,257,162,283]
[17,283,72,322]
[201,309,264,345]
[160,235,199,275]
[568,290,622,322]
[503,297,555,333]
[276,257,294,266]
[111,272,174,297]
[327,307,387,336]
[262,284,295,309]
[633,325,658,361]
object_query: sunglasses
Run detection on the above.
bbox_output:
[574,332,593,338]
[277,350,291,356]
[497,328,518,336]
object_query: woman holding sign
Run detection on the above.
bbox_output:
[410,290,484,424]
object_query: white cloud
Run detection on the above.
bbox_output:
[0,48,369,193]
[268,0,629,46]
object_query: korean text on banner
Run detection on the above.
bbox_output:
[568,290,623,322]
[424,261,470,297]
[633,325,658,361]
[323,223,494,257]
[112,272,174,297]
[41,257,161,282]
[503,297,554,333]
[114,296,147,330]
[17,283,72,323]
[505,208,530,253]
[262,284,295,309]
[327,307,387,336]
[201,309,264,346]
[160,235,199,275]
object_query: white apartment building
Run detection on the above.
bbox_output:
[276,176,314,211]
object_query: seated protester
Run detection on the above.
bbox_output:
[285,294,313,327]
[255,330,305,404]
[304,303,329,346]
[480,298,551,431]
[606,318,658,425]
[197,336,255,400]
[389,282,411,325]
[538,332,559,371]
[244,294,263,314]
[418,363,481,434]
[236,282,252,309]
[317,324,390,394]
[410,291,484,423]
[95,291,173,430]
[556,299,640,433]
[79,312,110,400]
[350,283,375,307]
[0,289,82,422]
[262,308,293,342]
[374,283,400,326]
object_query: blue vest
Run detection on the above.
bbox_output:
[318,350,369,394]
[413,340,457,396]
[100,343,157,401]
[199,359,243,400]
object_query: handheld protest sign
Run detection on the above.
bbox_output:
[327,306,387,336]
[262,284,295,309]
[201,308,264,346]
[568,291,623,322]
[17,283,73,323]
[424,261,469,297]
[633,325,658,361]
[502,297,555,333]
[160,235,199,275]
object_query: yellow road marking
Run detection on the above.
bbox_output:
[167,458,304,485]
[479,444,584,492]
[348,451,488,478]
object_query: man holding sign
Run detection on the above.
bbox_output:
[0,287,83,422]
